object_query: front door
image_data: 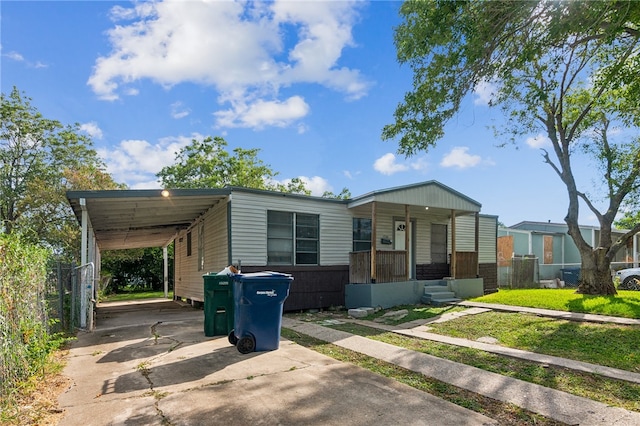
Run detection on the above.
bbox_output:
[394,220,414,279]
[431,224,447,264]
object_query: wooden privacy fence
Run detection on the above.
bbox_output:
[349,250,407,283]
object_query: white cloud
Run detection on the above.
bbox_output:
[299,176,331,196]
[5,51,24,61]
[343,170,361,180]
[88,0,369,129]
[374,153,409,175]
[3,51,48,68]
[80,122,103,140]
[440,147,482,169]
[170,101,190,119]
[373,153,430,175]
[99,134,199,187]
[525,133,551,148]
[473,80,498,106]
[214,96,310,129]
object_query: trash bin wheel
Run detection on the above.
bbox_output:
[228,330,238,345]
[237,335,256,354]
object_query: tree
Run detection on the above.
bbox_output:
[323,187,351,199]
[157,135,310,194]
[383,1,640,295]
[1,87,123,259]
[101,247,172,294]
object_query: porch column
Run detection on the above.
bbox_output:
[163,245,169,298]
[475,212,480,277]
[405,204,410,280]
[451,209,456,278]
[371,202,377,283]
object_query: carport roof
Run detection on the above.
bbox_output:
[66,188,231,250]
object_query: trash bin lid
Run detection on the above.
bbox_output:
[233,271,293,281]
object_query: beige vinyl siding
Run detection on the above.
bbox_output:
[452,214,477,252]
[174,199,229,302]
[478,215,497,263]
[450,214,497,263]
[230,191,351,266]
[175,227,202,301]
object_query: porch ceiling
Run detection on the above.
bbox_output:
[66,189,230,251]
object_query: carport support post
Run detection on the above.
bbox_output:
[163,245,169,298]
[80,198,88,329]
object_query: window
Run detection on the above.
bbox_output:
[267,211,319,265]
[186,231,192,257]
[353,218,372,251]
[296,213,318,265]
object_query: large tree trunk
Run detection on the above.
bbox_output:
[576,247,617,295]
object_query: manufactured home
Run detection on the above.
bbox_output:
[498,221,640,287]
[67,180,497,322]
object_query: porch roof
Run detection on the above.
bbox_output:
[66,188,230,250]
[347,180,481,214]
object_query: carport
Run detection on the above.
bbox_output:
[66,188,230,329]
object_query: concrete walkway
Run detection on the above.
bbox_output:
[342,305,640,385]
[283,316,640,426]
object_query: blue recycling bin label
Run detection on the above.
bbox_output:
[256,289,279,297]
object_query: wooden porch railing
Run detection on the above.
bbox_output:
[349,250,407,283]
[455,251,478,278]
[349,250,478,283]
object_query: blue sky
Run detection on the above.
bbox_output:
[1,0,605,227]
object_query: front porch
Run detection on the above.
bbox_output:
[344,277,485,309]
[346,250,484,309]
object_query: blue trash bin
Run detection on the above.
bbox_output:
[560,267,581,287]
[228,272,293,354]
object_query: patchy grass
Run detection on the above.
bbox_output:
[317,322,640,413]
[99,290,169,302]
[470,288,640,319]
[364,304,465,325]
[0,348,72,425]
[281,328,565,425]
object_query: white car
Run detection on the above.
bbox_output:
[615,267,640,290]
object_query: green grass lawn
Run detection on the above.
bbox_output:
[470,288,640,319]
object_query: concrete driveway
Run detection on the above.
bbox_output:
[57,299,496,425]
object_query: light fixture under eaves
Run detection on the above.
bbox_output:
[161,190,170,198]
[425,206,429,210]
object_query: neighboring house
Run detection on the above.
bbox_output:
[67,180,498,318]
[498,221,640,286]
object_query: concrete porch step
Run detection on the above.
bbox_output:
[423,285,451,294]
[424,291,456,299]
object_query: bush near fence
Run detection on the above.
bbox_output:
[0,234,65,410]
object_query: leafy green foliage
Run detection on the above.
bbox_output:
[1,87,123,260]
[0,234,67,405]
[101,246,173,295]
[384,1,640,294]
[157,135,310,194]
